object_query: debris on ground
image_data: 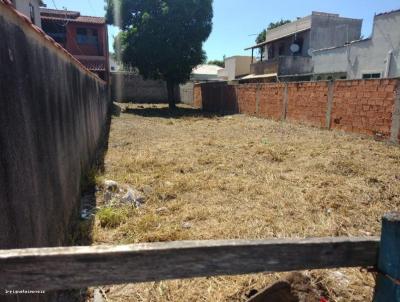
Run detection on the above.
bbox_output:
[104,180,118,192]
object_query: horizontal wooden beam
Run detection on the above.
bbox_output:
[0,237,379,291]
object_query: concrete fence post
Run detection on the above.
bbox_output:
[256,84,261,116]
[390,81,400,144]
[373,212,400,301]
[282,83,288,121]
[326,81,335,129]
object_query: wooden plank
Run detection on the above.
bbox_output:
[373,212,400,301]
[0,237,379,291]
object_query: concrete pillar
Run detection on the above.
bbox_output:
[256,84,261,116]
[326,81,334,129]
[390,81,400,144]
[282,83,288,121]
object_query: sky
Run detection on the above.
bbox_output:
[43,0,400,61]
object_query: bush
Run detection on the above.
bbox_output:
[97,207,126,228]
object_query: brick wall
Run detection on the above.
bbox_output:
[331,80,397,138]
[258,83,285,121]
[287,81,329,127]
[237,84,257,115]
[194,78,400,143]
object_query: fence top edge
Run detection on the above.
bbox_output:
[0,237,379,259]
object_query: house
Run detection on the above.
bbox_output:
[9,0,44,27]
[313,9,400,80]
[244,11,362,82]
[190,64,223,82]
[40,8,109,81]
[217,56,253,81]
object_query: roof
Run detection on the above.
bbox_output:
[240,73,278,80]
[376,8,400,16]
[313,38,371,53]
[192,64,223,75]
[0,0,105,83]
[75,56,106,71]
[40,8,105,24]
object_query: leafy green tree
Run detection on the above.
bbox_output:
[105,0,213,109]
[267,19,291,30]
[207,56,225,67]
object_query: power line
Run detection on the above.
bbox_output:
[51,0,58,9]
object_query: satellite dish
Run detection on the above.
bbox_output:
[307,48,314,56]
[290,43,300,53]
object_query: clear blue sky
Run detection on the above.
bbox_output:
[43,0,399,60]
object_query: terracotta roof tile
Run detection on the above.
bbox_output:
[78,58,106,71]
[40,8,105,24]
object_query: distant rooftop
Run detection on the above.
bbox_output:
[40,8,105,24]
[245,11,361,50]
[192,64,223,75]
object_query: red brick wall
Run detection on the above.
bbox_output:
[331,79,397,138]
[237,84,257,115]
[193,84,202,108]
[258,83,285,120]
[287,82,329,127]
[194,79,399,142]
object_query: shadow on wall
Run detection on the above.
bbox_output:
[122,103,221,119]
[200,83,238,114]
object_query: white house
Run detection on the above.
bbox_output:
[190,64,223,82]
[10,0,44,28]
[313,9,400,80]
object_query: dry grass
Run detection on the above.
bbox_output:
[90,103,400,302]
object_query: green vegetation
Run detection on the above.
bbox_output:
[97,207,128,228]
[105,0,213,109]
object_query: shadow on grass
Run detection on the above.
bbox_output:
[123,103,222,119]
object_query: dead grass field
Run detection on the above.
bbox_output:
[90,103,400,302]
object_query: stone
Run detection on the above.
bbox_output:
[104,180,118,192]
[103,191,112,203]
[143,185,154,195]
[156,207,168,214]
[182,222,192,229]
[122,188,145,207]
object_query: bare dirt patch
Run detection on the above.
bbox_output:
[90,103,400,302]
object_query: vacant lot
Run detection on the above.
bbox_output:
[91,103,400,302]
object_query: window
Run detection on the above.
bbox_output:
[362,73,381,79]
[29,3,35,24]
[76,28,99,45]
[268,45,275,59]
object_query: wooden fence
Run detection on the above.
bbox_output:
[0,212,399,301]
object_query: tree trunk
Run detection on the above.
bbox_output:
[167,81,176,110]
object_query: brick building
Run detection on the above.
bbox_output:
[40,8,109,81]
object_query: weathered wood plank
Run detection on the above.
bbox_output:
[0,237,379,291]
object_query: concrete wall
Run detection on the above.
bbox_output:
[310,12,362,51]
[313,10,400,79]
[0,3,109,249]
[111,72,168,102]
[13,0,41,27]
[194,78,400,142]
[179,82,194,105]
[224,56,253,80]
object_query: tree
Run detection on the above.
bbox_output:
[105,0,213,109]
[207,55,225,67]
[267,19,291,31]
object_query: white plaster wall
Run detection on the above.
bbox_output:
[313,11,400,79]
